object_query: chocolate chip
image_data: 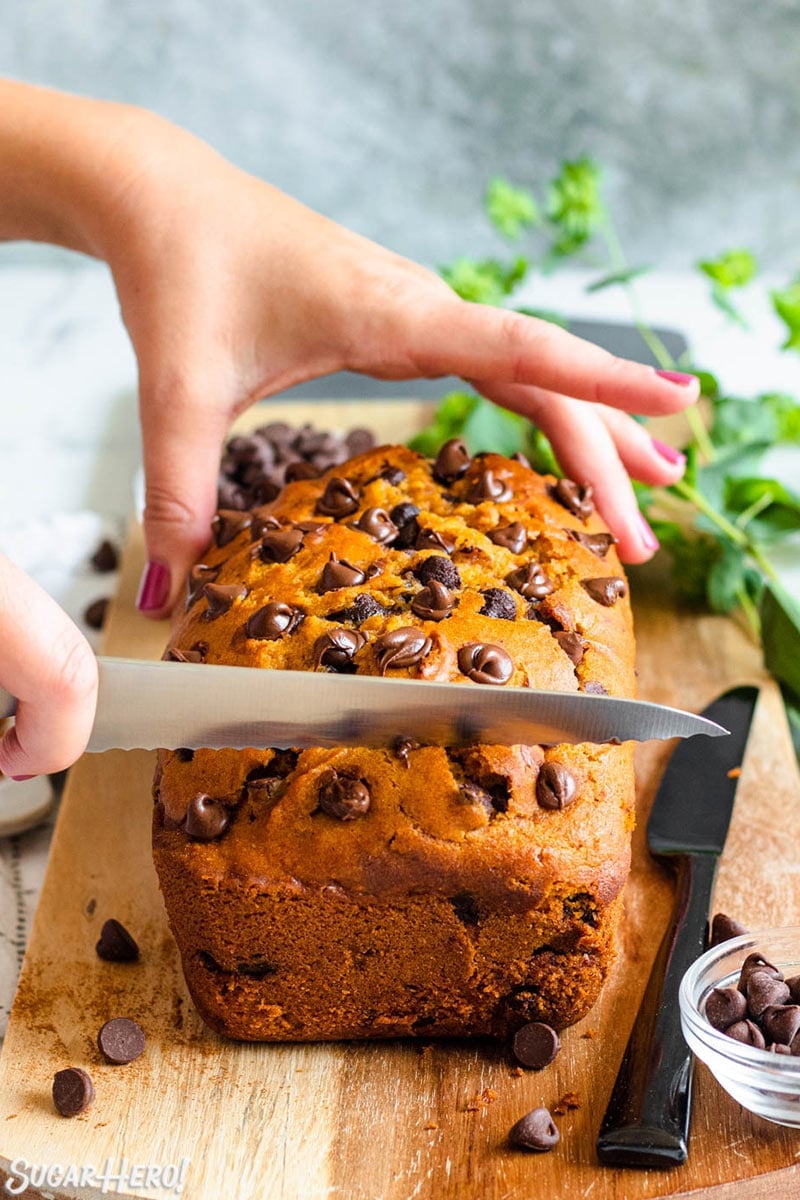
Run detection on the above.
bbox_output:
[84,598,109,630]
[250,511,281,540]
[457,642,513,685]
[479,588,517,620]
[705,986,747,1031]
[313,628,367,671]
[413,555,461,590]
[770,1042,793,1055]
[568,529,616,557]
[508,1107,560,1152]
[738,953,784,994]
[506,562,554,600]
[554,631,586,666]
[185,794,231,840]
[165,646,205,663]
[415,526,456,553]
[489,522,527,553]
[96,919,139,964]
[90,539,118,573]
[389,501,421,549]
[258,527,305,563]
[211,509,252,547]
[53,1067,94,1116]
[320,554,367,592]
[318,770,371,820]
[350,506,399,545]
[380,465,406,485]
[762,1004,800,1046]
[374,627,432,674]
[536,762,577,810]
[511,451,532,469]
[316,476,361,518]
[284,460,321,483]
[411,580,454,621]
[344,427,375,457]
[97,1017,146,1065]
[583,681,609,695]
[246,602,304,640]
[433,438,472,483]
[466,468,512,504]
[457,780,494,816]
[551,478,594,520]
[786,975,800,1005]
[328,593,386,624]
[394,737,421,767]
[725,1019,766,1049]
[582,577,627,607]
[177,748,195,761]
[709,913,749,948]
[512,1021,561,1070]
[450,892,480,925]
[203,582,247,619]
[746,971,790,1019]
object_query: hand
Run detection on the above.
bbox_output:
[0,555,98,777]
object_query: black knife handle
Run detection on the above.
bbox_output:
[596,851,717,1168]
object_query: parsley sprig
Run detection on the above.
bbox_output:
[408,159,800,743]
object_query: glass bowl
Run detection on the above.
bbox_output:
[680,926,800,1126]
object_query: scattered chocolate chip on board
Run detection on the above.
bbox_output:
[52,1067,94,1117]
[508,1107,560,1152]
[97,1018,146,1065]
[95,918,139,963]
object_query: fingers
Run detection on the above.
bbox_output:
[595,406,687,486]
[137,375,232,618]
[408,297,699,417]
[473,382,680,563]
[0,554,98,777]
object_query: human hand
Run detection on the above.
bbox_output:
[0,555,98,777]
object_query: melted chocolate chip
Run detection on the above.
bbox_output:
[350,506,399,545]
[466,468,512,504]
[186,563,221,610]
[568,528,617,557]
[203,582,247,620]
[246,602,304,640]
[313,628,367,671]
[415,527,456,553]
[507,562,554,600]
[320,554,367,592]
[284,460,321,483]
[258,527,305,563]
[536,762,577,810]
[394,737,421,767]
[185,794,231,840]
[374,627,432,674]
[457,780,494,816]
[211,509,252,547]
[551,478,594,520]
[433,438,472,484]
[318,770,371,820]
[378,465,406,486]
[479,588,517,620]
[554,631,586,666]
[508,1107,560,1152]
[328,593,387,624]
[316,476,361,519]
[511,451,532,469]
[250,511,282,541]
[411,580,454,621]
[457,642,513,685]
[582,577,627,606]
[97,1017,146,1065]
[95,919,139,963]
[165,647,205,663]
[450,892,480,925]
[413,555,461,590]
[489,522,527,553]
[53,1068,94,1117]
[389,501,421,549]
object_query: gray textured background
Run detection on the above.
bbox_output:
[2,0,800,270]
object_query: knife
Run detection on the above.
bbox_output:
[0,655,728,752]
[596,685,759,1168]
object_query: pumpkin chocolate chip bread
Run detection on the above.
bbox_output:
[152,441,636,1041]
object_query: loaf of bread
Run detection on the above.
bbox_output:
[152,441,636,1041]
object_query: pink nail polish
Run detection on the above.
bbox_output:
[651,437,687,467]
[638,513,659,552]
[655,369,697,388]
[11,775,35,782]
[136,561,171,612]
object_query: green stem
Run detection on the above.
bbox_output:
[736,582,762,642]
[735,490,774,529]
[671,479,780,583]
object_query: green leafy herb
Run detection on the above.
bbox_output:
[698,249,758,290]
[485,178,540,239]
[585,266,651,294]
[546,156,604,256]
[771,277,800,352]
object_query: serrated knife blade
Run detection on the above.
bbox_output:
[0,656,728,751]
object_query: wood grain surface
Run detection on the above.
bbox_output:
[1,400,799,1200]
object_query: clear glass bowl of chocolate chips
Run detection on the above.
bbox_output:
[680,928,800,1126]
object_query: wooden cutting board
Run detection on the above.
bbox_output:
[1,400,799,1200]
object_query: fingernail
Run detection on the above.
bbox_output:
[638,513,659,552]
[651,437,687,467]
[11,775,35,782]
[655,369,697,388]
[136,560,171,612]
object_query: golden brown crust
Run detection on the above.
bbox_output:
[152,444,636,1039]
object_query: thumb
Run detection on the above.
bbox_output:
[136,380,230,618]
